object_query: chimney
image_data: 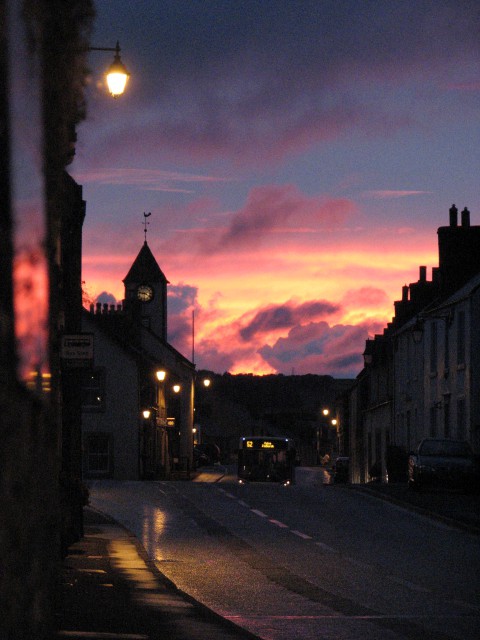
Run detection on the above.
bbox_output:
[449,204,458,227]
[419,266,426,282]
[402,285,408,302]
[96,302,101,314]
[461,207,470,227]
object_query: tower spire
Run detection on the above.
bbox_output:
[143,211,151,243]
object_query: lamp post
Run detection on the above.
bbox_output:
[88,41,130,97]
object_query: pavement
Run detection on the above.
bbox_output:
[55,507,260,640]
[55,472,480,639]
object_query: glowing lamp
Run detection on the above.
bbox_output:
[156,370,166,382]
[106,42,129,97]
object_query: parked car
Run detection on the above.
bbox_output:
[408,438,477,492]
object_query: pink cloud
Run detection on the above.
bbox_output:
[340,287,389,309]
[218,185,354,248]
[364,190,432,199]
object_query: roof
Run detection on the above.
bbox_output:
[123,242,169,284]
[82,307,195,374]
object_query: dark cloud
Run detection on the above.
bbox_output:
[168,283,198,314]
[240,300,340,341]
[88,1,479,168]
[258,321,374,377]
[220,185,352,247]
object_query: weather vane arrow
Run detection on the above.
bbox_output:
[143,212,151,242]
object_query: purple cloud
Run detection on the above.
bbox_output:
[258,322,376,377]
[240,300,340,341]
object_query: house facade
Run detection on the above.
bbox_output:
[394,273,480,455]
[81,241,195,480]
[350,206,480,482]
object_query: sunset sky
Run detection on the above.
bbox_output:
[71,0,479,378]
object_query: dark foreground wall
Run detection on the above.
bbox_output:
[0,1,94,637]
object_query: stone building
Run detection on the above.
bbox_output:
[350,207,480,483]
[82,241,195,479]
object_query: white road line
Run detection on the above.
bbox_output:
[269,519,289,528]
[59,632,149,639]
[388,575,431,593]
[237,500,250,508]
[251,509,268,518]
[291,529,312,540]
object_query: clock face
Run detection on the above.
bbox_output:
[137,284,154,302]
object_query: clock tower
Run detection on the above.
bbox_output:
[123,241,169,340]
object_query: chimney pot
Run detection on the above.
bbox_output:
[461,207,470,227]
[96,302,101,314]
[449,204,458,227]
[419,266,426,282]
[402,285,409,302]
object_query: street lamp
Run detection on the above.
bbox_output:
[156,370,166,382]
[173,384,181,394]
[88,41,130,97]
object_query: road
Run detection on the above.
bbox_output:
[88,469,480,640]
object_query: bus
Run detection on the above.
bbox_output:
[237,436,296,484]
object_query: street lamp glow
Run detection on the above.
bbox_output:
[173,384,181,393]
[89,41,130,98]
[322,408,330,416]
[203,378,211,387]
[156,370,166,381]
[105,42,129,97]
[142,409,151,419]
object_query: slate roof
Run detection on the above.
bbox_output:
[123,242,169,284]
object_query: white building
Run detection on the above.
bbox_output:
[394,272,480,453]
[81,241,195,480]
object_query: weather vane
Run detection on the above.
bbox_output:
[143,212,151,242]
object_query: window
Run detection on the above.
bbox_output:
[444,320,450,371]
[84,433,112,476]
[456,310,465,366]
[429,322,437,373]
[443,401,450,438]
[81,368,105,412]
[457,397,466,440]
[429,405,437,437]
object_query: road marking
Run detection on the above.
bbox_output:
[237,500,250,508]
[77,569,107,574]
[251,509,268,518]
[59,632,149,639]
[269,519,289,528]
[291,529,312,540]
[388,575,431,593]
